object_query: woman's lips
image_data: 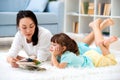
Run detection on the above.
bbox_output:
[26,34,31,36]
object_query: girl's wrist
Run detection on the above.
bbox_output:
[52,54,56,57]
[52,52,58,57]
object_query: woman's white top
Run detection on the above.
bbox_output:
[8,27,53,61]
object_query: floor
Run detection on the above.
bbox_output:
[0,37,13,52]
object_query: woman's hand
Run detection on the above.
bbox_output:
[29,55,37,59]
[7,57,19,68]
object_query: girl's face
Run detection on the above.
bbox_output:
[49,42,66,56]
[18,17,35,41]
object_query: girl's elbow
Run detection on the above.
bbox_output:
[57,64,67,69]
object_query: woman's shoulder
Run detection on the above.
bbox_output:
[14,31,25,42]
[15,31,23,38]
[39,27,51,33]
[38,26,52,36]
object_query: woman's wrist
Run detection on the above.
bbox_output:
[7,56,12,63]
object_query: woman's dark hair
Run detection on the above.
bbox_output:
[51,33,79,55]
[16,10,39,46]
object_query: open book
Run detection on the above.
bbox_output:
[16,58,46,71]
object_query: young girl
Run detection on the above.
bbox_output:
[7,10,52,68]
[49,18,117,68]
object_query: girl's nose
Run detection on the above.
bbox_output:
[50,46,53,49]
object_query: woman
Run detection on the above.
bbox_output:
[7,10,52,68]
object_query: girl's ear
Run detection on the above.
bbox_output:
[62,46,66,52]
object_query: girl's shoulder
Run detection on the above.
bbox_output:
[63,51,76,57]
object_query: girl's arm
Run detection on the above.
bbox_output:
[51,54,67,68]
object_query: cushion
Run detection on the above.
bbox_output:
[49,0,56,1]
[0,12,57,25]
[26,0,48,12]
[0,0,30,12]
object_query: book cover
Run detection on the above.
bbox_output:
[105,4,111,16]
[84,2,89,14]
[98,3,101,15]
[88,3,94,15]
[81,2,84,14]
[100,3,105,15]
[73,22,79,33]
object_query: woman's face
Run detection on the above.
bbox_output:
[49,42,65,56]
[18,17,35,41]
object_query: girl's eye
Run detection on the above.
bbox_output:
[51,44,55,46]
[52,44,56,46]
[52,43,57,46]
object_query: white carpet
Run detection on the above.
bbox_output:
[0,33,120,80]
[0,50,120,80]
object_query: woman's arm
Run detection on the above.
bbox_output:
[7,55,25,68]
[37,28,53,61]
[7,32,23,67]
[8,32,23,57]
[7,56,19,68]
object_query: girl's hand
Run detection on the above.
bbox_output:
[52,46,60,56]
[49,42,64,56]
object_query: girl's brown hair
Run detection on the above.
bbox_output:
[51,33,79,55]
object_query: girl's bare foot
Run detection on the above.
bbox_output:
[98,41,110,55]
[100,18,114,30]
[89,18,102,28]
[103,36,118,47]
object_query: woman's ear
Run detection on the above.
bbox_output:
[62,46,66,52]
[18,27,20,30]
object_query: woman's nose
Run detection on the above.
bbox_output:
[26,28,31,33]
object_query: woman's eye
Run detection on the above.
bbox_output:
[30,26,34,28]
[30,24,35,28]
[22,27,27,29]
